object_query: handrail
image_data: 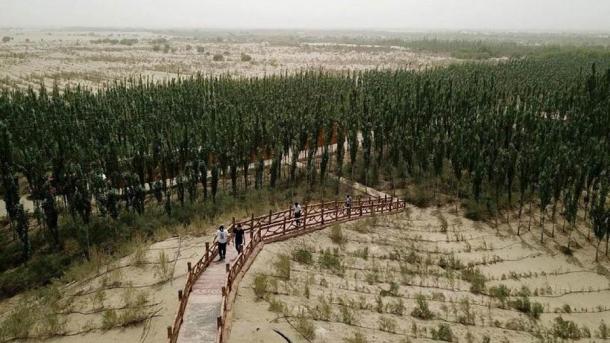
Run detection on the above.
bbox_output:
[168,195,406,343]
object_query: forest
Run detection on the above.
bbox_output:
[0,53,609,299]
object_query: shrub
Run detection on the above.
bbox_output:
[292,248,313,265]
[431,324,454,341]
[598,320,609,339]
[102,309,118,330]
[378,316,397,333]
[387,298,405,316]
[488,284,510,307]
[253,274,268,299]
[461,267,486,294]
[318,249,344,275]
[311,296,332,321]
[196,46,205,53]
[295,312,315,340]
[329,225,346,245]
[509,296,543,319]
[552,316,581,340]
[2,36,12,43]
[213,54,224,61]
[406,185,433,208]
[273,254,291,280]
[241,53,253,62]
[268,297,285,313]
[340,306,356,325]
[411,294,434,320]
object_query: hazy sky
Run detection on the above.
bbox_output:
[1,0,609,32]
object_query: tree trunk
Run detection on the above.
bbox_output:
[540,210,545,244]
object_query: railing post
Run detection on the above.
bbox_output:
[303,207,308,230]
[381,195,385,213]
[187,262,192,272]
[371,197,375,215]
[268,209,272,224]
[335,200,338,219]
[359,197,363,216]
[226,263,230,273]
[178,290,183,301]
[321,204,325,225]
[167,326,173,339]
[283,216,287,234]
[205,242,210,260]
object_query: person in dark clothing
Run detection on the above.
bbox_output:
[293,202,302,226]
[216,225,227,261]
[234,223,245,253]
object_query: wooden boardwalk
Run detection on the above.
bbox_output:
[170,195,406,343]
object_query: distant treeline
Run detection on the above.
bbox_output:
[90,38,139,46]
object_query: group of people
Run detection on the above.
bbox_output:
[215,194,353,261]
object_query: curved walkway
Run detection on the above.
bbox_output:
[171,192,405,343]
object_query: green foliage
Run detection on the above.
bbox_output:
[240,53,253,62]
[551,316,582,340]
[292,248,313,265]
[461,267,486,294]
[273,254,291,280]
[253,274,268,299]
[318,248,344,275]
[295,311,316,340]
[378,316,397,333]
[329,225,346,245]
[411,294,434,320]
[213,53,224,61]
[431,323,454,342]
[488,284,510,307]
[509,296,544,319]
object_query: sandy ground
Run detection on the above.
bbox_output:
[0,233,212,343]
[0,29,457,90]
[229,206,610,342]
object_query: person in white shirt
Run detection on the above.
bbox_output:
[216,225,228,261]
[345,194,352,214]
[293,202,302,226]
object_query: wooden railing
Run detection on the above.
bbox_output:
[168,195,407,343]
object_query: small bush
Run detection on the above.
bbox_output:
[387,298,405,316]
[488,284,510,307]
[273,254,291,280]
[411,294,434,320]
[241,53,253,62]
[598,320,609,339]
[378,316,397,333]
[329,225,346,245]
[461,267,486,294]
[196,46,205,53]
[509,296,543,319]
[295,312,315,340]
[431,324,454,342]
[102,309,118,330]
[292,248,313,265]
[253,274,268,299]
[213,54,224,61]
[552,316,581,340]
[268,297,285,313]
[318,249,344,275]
[406,185,433,208]
[340,306,357,325]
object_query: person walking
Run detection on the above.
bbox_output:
[216,225,228,261]
[234,223,245,253]
[345,194,352,215]
[293,202,302,226]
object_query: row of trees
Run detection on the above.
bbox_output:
[0,55,609,263]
